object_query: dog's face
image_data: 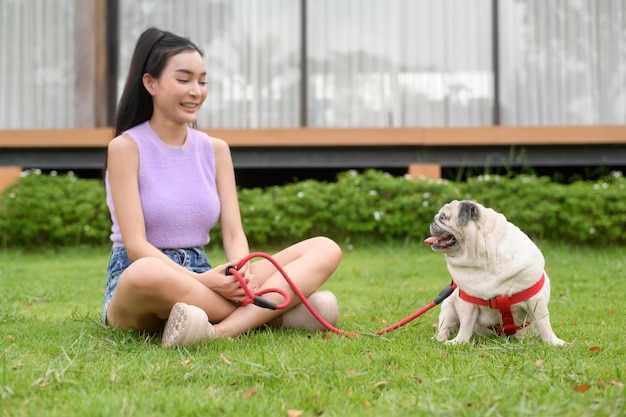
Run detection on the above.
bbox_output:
[424,200,480,255]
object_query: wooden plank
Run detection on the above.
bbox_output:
[1,126,626,148]
[75,0,97,127]
[74,0,109,127]
[205,127,427,146]
[0,128,114,147]
[424,126,626,145]
[94,0,110,127]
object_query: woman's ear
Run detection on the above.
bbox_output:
[142,73,156,96]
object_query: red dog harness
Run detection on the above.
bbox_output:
[457,273,546,336]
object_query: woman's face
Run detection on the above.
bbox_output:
[147,50,207,125]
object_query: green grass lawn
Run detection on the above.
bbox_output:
[0,241,624,416]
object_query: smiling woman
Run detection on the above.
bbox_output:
[102,27,343,348]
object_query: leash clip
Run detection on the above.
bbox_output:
[433,282,457,304]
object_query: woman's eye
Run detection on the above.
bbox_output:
[177,79,189,83]
[199,81,208,86]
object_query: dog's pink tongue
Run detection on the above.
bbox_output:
[424,236,437,246]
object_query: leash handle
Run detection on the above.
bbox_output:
[225,264,290,310]
[230,253,358,336]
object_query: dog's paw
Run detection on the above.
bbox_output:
[546,337,567,346]
[444,337,470,345]
[433,332,449,342]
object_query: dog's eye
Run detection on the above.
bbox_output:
[439,213,447,221]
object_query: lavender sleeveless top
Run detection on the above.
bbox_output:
[105,121,221,249]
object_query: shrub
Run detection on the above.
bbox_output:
[0,169,624,248]
[0,170,110,247]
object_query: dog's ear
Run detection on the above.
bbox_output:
[457,201,479,226]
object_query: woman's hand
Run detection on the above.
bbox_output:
[229,261,260,301]
[201,261,258,303]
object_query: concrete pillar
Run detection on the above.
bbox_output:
[408,163,441,180]
[0,166,22,191]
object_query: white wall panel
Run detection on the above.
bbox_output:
[0,0,75,128]
[2,0,625,129]
[499,0,626,125]
[118,0,301,128]
[306,0,494,127]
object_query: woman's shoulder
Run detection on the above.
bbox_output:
[209,135,228,149]
[193,129,230,153]
[108,134,139,158]
[107,134,140,171]
[108,133,137,149]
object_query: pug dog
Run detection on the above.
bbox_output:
[425,200,565,346]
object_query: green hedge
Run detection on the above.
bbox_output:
[1,169,624,248]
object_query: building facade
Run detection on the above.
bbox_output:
[2,0,625,130]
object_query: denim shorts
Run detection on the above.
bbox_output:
[101,247,212,324]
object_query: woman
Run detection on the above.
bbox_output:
[102,27,342,347]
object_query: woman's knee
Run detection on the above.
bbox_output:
[118,257,170,294]
[311,236,342,269]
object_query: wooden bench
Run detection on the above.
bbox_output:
[2,126,626,189]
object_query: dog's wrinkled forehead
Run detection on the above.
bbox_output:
[457,201,479,226]
[438,200,480,226]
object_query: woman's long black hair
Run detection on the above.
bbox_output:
[101,28,204,180]
[113,27,204,137]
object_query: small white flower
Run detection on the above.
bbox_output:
[33,169,42,175]
[297,191,304,198]
[83,225,90,231]
[589,227,596,234]
[9,193,15,198]
[373,211,382,221]
[422,200,429,207]
[274,214,281,222]
[602,183,609,189]
[368,190,377,196]
[422,192,431,198]
[346,244,354,251]
[68,171,75,177]
[50,170,57,176]
[593,184,600,190]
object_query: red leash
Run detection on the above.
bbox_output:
[226,252,456,337]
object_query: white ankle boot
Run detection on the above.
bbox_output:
[162,302,216,347]
[281,290,339,331]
